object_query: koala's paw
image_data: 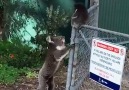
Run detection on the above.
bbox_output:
[69,44,75,49]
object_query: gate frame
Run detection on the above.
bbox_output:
[66,0,99,90]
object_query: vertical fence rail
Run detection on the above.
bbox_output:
[66,27,75,90]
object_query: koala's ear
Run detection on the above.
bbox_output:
[46,36,54,43]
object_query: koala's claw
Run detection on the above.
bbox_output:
[68,43,75,49]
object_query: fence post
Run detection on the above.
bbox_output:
[66,2,100,90]
[66,27,76,90]
[90,0,94,6]
[70,28,79,89]
[94,0,99,27]
[89,0,99,37]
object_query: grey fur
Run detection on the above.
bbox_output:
[71,3,89,29]
[37,36,74,90]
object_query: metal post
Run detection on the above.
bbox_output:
[94,0,99,27]
[66,27,75,90]
[90,0,95,6]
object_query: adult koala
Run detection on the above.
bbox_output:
[37,35,74,90]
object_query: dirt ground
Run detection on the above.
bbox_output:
[0,57,129,90]
[0,66,67,90]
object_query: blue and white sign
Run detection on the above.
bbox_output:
[89,38,126,90]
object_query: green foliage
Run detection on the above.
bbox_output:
[31,5,71,53]
[0,38,42,68]
[44,5,70,35]
[18,67,37,78]
[2,0,71,59]
[2,0,71,39]
[0,0,72,85]
[26,71,37,78]
[0,64,19,85]
[0,64,38,85]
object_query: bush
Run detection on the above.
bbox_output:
[0,39,42,68]
[0,64,38,85]
[0,64,19,85]
[18,67,37,78]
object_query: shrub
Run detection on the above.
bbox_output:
[18,67,37,78]
[0,64,19,85]
[0,64,38,85]
[0,39,42,68]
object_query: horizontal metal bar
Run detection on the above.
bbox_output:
[81,25,129,38]
[88,4,99,13]
[116,41,129,45]
[78,37,117,41]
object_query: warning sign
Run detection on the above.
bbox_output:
[89,38,126,90]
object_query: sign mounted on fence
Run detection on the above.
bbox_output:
[89,38,126,90]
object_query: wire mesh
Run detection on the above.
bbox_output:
[72,25,129,90]
[66,3,100,90]
[66,2,129,90]
[87,4,99,26]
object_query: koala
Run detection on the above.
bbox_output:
[71,3,89,29]
[37,35,74,90]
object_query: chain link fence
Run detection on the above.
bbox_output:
[66,2,129,90]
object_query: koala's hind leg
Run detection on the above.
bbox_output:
[37,74,47,90]
[47,77,55,90]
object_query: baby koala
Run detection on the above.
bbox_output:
[71,3,89,29]
[37,35,74,90]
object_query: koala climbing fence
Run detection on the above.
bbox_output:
[66,2,129,90]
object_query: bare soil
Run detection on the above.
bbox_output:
[0,57,129,90]
[0,66,67,90]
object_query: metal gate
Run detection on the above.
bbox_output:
[66,2,129,90]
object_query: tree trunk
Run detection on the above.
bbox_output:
[0,6,4,40]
